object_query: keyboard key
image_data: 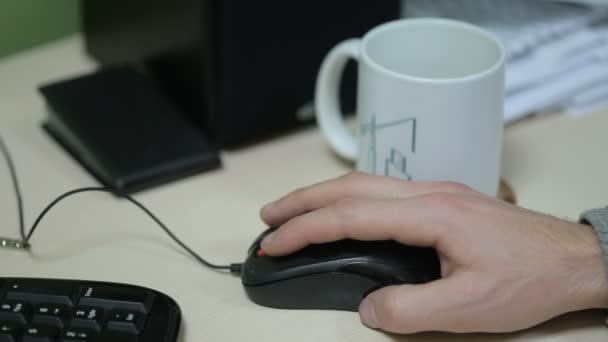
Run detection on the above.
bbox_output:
[107,309,145,335]
[100,330,139,342]
[0,280,6,299]
[0,322,21,342]
[72,307,102,321]
[0,301,30,324]
[62,327,98,342]
[32,304,70,328]
[22,324,59,342]
[69,306,103,332]
[78,285,153,313]
[6,280,76,306]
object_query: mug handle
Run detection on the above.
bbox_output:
[314,39,361,161]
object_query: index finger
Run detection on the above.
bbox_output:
[261,195,452,256]
[261,172,475,227]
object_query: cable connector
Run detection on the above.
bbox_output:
[230,263,243,275]
[0,238,29,250]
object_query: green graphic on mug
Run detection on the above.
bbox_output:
[360,114,417,180]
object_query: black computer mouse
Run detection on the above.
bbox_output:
[241,228,441,311]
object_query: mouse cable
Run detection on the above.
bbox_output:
[0,133,26,242]
[0,133,242,275]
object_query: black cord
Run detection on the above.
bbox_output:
[25,187,241,273]
[0,133,242,274]
[0,134,26,241]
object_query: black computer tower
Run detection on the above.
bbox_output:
[82,0,401,146]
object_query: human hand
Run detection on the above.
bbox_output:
[259,172,608,333]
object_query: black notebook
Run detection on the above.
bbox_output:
[39,67,220,194]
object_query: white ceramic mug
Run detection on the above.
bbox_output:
[315,18,505,195]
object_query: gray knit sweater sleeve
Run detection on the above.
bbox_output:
[580,207,608,325]
[580,207,608,273]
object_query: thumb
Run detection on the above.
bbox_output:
[359,277,466,333]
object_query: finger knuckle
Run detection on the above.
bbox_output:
[421,192,464,212]
[339,171,370,185]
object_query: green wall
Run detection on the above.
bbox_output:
[0,0,80,59]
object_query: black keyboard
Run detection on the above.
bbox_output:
[0,278,180,342]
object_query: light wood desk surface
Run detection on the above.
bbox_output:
[1,36,607,341]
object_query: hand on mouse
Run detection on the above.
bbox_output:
[259,172,608,333]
